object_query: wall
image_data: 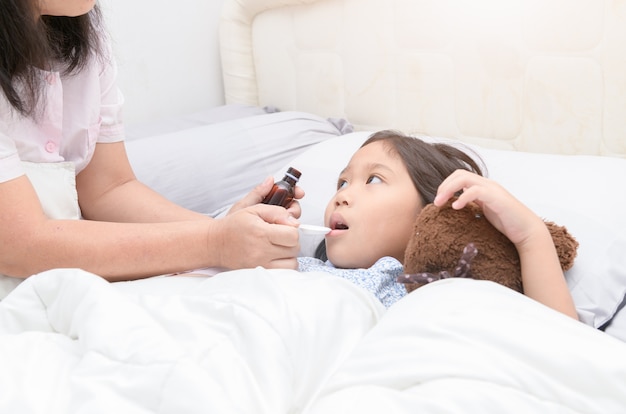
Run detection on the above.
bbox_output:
[99,0,227,126]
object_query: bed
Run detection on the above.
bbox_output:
[2,0,626,412]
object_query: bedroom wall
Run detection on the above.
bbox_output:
[99,0,227,126]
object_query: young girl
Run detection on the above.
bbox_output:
[0,0,301,288]
[298,130,578,319]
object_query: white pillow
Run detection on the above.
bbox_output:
[474,146,626,329]
[603,295,626,342]
[126,110,350,216]
[124,103,269,140]
[276,132,626,332]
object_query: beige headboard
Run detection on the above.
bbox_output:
[220,0,626,157]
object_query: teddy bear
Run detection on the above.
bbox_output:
[399,198,579,293]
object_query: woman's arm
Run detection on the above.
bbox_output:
[434,170,578,319]
[0,142,301,281]
[76,141,210,223]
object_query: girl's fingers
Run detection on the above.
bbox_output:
[435,170,482,206]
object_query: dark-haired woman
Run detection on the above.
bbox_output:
[0,1,302,296]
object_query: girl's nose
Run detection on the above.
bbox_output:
[334,193,350,206]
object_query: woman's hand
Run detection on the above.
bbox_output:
[208,203,301,269]
[228,176,305,219]
[217,176,303,269]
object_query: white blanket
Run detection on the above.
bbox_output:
[0,269,625,413]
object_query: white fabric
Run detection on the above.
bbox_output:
[307,279,626,413]
[0,270,625,413]
[0,268,383,413]
[0,162,81,300]
[22,162,81,220]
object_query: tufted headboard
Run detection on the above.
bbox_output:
[220,0,626,157]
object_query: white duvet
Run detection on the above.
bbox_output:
[0,268,625,413]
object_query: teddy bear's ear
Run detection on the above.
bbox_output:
[545,221,579,271]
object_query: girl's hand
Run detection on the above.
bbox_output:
[433,170,544,247]
[434,169,578,320]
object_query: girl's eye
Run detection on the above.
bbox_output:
[367,176,382,184]
[337,180,348,190]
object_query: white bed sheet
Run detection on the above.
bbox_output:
[307,278,626,413]
[0,268,382,413]
[0,268,625,413]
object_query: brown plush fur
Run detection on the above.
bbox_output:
[402,199,579,293]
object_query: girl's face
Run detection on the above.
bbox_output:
[39,0,96,16]
[324,140,423,269]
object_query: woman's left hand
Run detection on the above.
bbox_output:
[228,176,304,219]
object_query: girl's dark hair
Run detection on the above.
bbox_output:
[314,130,485,261]
[0,0,104,116]
[363,130,484,205]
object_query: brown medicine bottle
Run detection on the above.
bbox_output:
[262,167,301,208]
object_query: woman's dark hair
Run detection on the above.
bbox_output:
[314,130,485,261]
[0,0,104,116]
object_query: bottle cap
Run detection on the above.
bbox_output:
[285,167,301,181]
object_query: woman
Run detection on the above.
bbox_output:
[0,0,301,287]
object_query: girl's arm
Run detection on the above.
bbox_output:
[434,170,578,319]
